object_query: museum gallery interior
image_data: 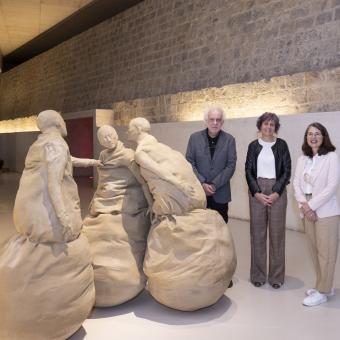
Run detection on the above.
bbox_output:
[1,1,340,339]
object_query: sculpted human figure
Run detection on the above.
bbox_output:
[0,110,95,340]
[128,117,206,215]
[83,125,151,307]
[89,125,152,215]
[128,117,236,311]
[14,110,81,241]
[71,156,101,167]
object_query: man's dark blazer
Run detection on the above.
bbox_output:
[186,129,237,203]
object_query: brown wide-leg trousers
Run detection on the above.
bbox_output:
[304,214,339,294]
[249,178,287,285]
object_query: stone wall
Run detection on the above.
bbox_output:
[1,0,340,120]
[112,66,340,124]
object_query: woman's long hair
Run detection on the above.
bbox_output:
[302,122,335,157]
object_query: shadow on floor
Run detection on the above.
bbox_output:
[89,289,236,325]
[259,275,305,291]
[324,288,340,309]
[68,326,87,340]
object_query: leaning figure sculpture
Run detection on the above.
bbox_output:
[83,125,151,306]
[128,117,237,311]
[0,110,95,340]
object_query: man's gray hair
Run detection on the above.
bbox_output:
[203,107,226,122]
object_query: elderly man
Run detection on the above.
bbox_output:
[186,107,237,224]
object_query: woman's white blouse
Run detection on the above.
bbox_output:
[302,155,319,194]
[257,138,276,179]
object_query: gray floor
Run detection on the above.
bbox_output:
[1,172,340,340]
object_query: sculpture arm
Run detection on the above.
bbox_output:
[129,159,154,207]
[45,143,73,238]
[135,150,194,197]
[71,156,101,167]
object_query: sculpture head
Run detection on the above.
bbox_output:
[128,117,150,142]
[97,125,118,149]
[37,110,67,137]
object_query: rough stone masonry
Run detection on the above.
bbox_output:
[1,0,340,121]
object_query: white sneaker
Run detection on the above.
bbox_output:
[303,291,327,306]
[305,288,335,297]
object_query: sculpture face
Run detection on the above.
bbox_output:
[127,123,139,142]
[59,118,67,137]
[97,125,118,149]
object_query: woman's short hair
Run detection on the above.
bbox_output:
[302,122,336,157]
[256,112,280,133]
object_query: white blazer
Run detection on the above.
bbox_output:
[293,151,340,218]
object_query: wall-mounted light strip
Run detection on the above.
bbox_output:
[0,116,39,133]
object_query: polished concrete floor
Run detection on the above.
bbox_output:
[1,172,340,340]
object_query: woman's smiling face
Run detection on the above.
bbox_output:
[260,119,276,139]
[307,126,323,151]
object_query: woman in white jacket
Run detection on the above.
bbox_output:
[293,122,340,307]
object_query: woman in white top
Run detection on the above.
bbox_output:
[293,122,339,307]
[245,112,291,289]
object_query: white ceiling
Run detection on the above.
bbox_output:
[0,0,94,56]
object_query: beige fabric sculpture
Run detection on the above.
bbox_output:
[83,125,151,307]
[128,117,237,311]
[0,110,95,340]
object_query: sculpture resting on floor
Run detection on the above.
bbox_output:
[128,117,237,311]
[0,110,95,340]
[83,125,151,307]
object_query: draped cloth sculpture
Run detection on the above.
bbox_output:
[0,110,95,340]
[83,125,151,307]
[128,117,237,311]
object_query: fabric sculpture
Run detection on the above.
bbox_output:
[0,110,95,340]
[83,125,151,307]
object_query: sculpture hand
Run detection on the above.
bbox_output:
[58,213,77,241]
[146,204,154,217]
[62,225,78,241]
[93,159,103,166]
[180,182,195,196]
[146,205,156,223]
